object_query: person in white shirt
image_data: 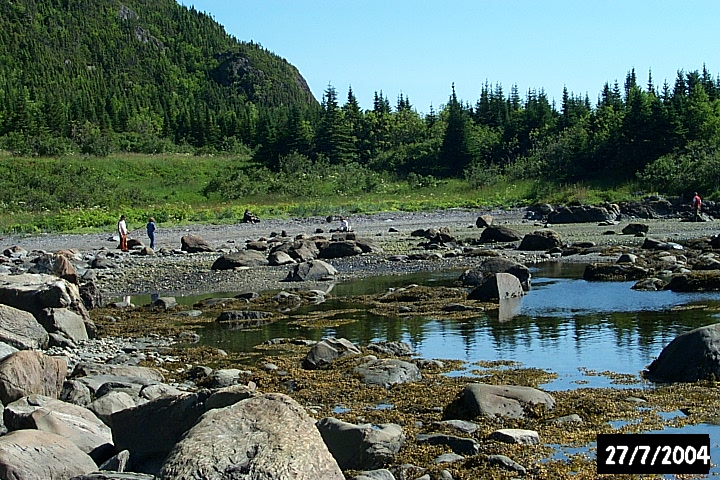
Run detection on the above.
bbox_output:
[339,217,350,232]
[118,215,129,252]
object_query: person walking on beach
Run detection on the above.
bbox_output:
[118,215,129,252]
[692,192,702,222]
[146,217,157,249]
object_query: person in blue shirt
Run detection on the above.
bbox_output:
[146,217,157,249]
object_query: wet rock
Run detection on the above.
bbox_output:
[645,322,720,382]
[319,241,363,259]
[666,271,720,291]
[467,272,525,301]
[350,468,397,480]
[285,259,338,282]
[367,341,414,356]
[548,204,618,223]
[487,454,527,474]
[459,257,531,291]
[583,263,649,281]
[622,223,650,235]
[632,277,666,291]
[303,337,361,369]
[316,417,405,470]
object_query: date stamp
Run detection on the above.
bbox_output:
[597,433,711,474]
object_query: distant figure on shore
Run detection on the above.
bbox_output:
[339,216,351,232]
[146,217,156,249]
[692,192,702,222]
[118,215,129,252]
[243,209,260,224]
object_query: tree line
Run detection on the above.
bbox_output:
[1,1,720,197]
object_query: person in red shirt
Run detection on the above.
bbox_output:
[692,192,702,222]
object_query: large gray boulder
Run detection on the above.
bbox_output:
[316,417,405,470]
[518,229,563,251]
[161,393,344,479]
[459,257,531,291]
[286,260,338,282]
[354,358,422,388]
[180,234,213,253]
[644,323,720,382]
[480,225,522,243]
[302,337,361,369]
[548,204,618,223]
[0,303,49,350]
[319,241,363,259]
[111,391,211,474]
[5,394,114,463]
[451,383,555,419]
[0,430,97,479]
[0,350,67,405]
[36,307,89,343]
[211,250,268,270]
[0,272,90,322]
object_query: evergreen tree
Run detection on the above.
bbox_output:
[439,84,472,177]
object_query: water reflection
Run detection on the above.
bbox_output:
[155,263,720,390]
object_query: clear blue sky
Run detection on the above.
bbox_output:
[179,1,720,113]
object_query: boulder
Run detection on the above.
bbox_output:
[459,257,531,291]
[180,234,213,253]
[622,223,650,235]
[489,428,540,445]
[319,241,363,259]
[4,394,114,463]
[161,393,344,479]
[548,204,618,223]
[467,272,525,301]
[644,323,720,382]
[112,391,212,474]
[476,214,494,228]
[36,307,89,343]
[285,259,338,282]
[0,430,97,478]
[666,271,720,292]
[316,417,405,470]
[0,272,90,322]
[354,358,422,388]
[268,250,296,266]
[415,433,479,455]
[303,337,361,369]
[0,303,49,350]
[211,250,268,270]
[479,225,522,243]
[450,383,555,419]
[518,229,562,251]
[0,350,67,405]
[583,263,650,281]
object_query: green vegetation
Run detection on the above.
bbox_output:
[2,0,720,233]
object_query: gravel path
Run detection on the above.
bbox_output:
[2,207,718,299]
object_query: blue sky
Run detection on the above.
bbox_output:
[179,1,720,113]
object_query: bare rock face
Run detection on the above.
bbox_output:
[0,304,49,350]
[0,272,90,323]
[644,323,720,382]
[161,393,344,479]
[0,429,97,479]
[0,350,67,405]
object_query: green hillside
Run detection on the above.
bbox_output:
[0,0,317,154]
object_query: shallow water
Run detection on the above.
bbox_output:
[133,262,720,474]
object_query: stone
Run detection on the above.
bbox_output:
[210,250,268,270]
[0,303,49,350]
[319,241,363,259]
[37,307,89,343]
[489,428,540,444]
[0,350,67,405]
[0,430,97,479]
[316,417,405,470]
[354,358,422,388]
[4,394,114,463]
[459,257,531,291]
[644,323,720,382]
[453,383,555,419]
[475,214,494,228]
[479,225,522,243]
[416,433,480,455]
[285,259,338,282]
[487,454,527,474]
[303,337,361,369]
[467,272,525,301]
[518,229,563,251]
[180,234,213,253]
[161,394,344,479]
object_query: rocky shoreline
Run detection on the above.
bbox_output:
[1,203,720,479]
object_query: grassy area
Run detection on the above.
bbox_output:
[0,152,643,234]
